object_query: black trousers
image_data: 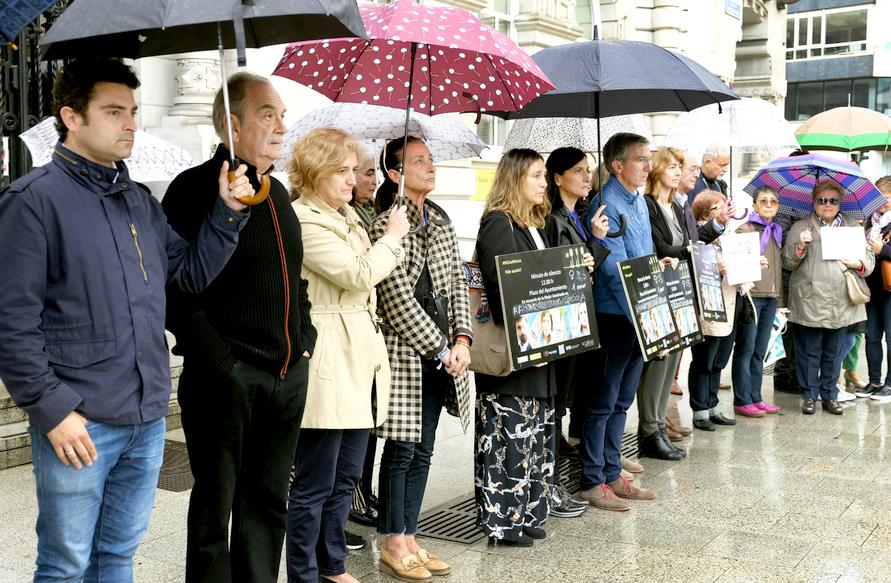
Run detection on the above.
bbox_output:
[179,357,309,583]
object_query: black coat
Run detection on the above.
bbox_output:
[544,203,611,270]
[474,210,555,399]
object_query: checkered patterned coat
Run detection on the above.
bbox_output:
[369,198,472,442]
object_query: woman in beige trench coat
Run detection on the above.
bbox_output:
[284,127,409,583]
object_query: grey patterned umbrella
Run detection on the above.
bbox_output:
[504,114,652,154]
[274,103,487,171]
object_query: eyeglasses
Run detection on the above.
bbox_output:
[816,197,840,206]
[623,156,652,165]
[709,205,723,213]
[757,198,779,206]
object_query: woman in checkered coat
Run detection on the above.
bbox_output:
[368,137,473,581]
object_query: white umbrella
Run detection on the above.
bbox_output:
[503,114,653,153]
[20,117,193,182]
[663,98,798,158]
[274,103,487,171]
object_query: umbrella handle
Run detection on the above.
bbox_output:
[606,214,627,238]
[229,170,271,206]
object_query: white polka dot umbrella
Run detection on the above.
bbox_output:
[271,0,553,215]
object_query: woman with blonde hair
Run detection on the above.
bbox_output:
[637,146,688,459]
[284,127,409,583]
[474,148,594,546]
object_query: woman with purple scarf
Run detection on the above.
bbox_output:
[731,186,783,416]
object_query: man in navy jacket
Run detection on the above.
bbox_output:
[0,58,249,581]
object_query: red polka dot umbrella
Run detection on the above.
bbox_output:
[272,0,553,117]
[272,0,552,219]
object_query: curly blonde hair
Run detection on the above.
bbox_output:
[286,127,360,200]
[483,148,550,229]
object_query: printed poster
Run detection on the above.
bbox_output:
[662,261,703,351]
[618,254,681,361]
[722,232,762,286]
[496,244,599,370]
[691,242,727,323]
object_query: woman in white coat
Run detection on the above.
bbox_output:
[284,127,409,583]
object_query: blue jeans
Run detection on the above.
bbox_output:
[579,313,643,489]
[866,293,891,386]
[377,363,448,536]
[792,324,845,400]
[731,297,778,405]
[29,417,166,583]
[286,428,369,582]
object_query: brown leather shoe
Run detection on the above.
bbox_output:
[666,405,693,436]
[666,427,684,442]
[671,380,683,395]
[379,548,433,582]
[620,455,644,474]
[416,549,450,576]
[620,468,635,481]
[720,383,731,391]
[607,476,656,500]
[578,483,630,512]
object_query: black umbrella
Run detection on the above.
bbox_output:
[40,0,366,205]
[502,31,739,235]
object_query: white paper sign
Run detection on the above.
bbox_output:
[821,227,867,263]
[722,232,762,285]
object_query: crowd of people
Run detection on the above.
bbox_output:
[1,58,891,583]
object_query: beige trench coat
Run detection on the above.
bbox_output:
[293,194,404,429]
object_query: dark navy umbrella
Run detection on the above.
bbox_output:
[41,0,365,66]
[1,0,62,46]
[501,34,738,236]
[40,0,365,206]
[503,38,738,120]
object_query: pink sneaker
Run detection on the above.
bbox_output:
[733,404,766,417]
[753,401,780,414]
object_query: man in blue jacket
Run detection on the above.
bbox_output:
[0,58,250,581]
[579,132,658,511]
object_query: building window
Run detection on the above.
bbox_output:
[786,7,867,61]
[785,78,879,121]
[477,0,516,147]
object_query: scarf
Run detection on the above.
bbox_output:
[815,213,845,228]
[747,211,782,254]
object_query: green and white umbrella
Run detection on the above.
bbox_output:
[795,106,891,153]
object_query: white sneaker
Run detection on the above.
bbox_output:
[836,386,857,402]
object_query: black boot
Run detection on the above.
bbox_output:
[638,431,684,460]
[660,428,686,457]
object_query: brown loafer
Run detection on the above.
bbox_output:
[666,427,684,442]
[379,548,433,582]
[620,468,635,481]
[666,418,692,436]
[607,476,656,500]
[671,381,683,395]
[416,549,450,576]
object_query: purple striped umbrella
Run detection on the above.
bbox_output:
[743,153,884,220]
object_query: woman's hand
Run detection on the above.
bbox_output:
[582,251,595,273]
[444,344,470,376]
[869,235,884,254]
[717,256,728,276]
[797,228,812,252]
[760,255,769,270]
[659,256,679,271]
[385,206,410,239]
[842,259,863,271]
[589,204,609,239]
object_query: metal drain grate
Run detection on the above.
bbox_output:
[416,433,639,544]
[157,440,194,492]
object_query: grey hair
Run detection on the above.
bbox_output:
[212,71,272,142]
[603,132,650,176]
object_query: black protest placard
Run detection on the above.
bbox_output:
[690,242,727,323]
[618,254,681,361]
[662,260,703,351]
[496,244,598,370]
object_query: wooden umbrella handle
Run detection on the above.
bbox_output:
[229,172,271,206]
